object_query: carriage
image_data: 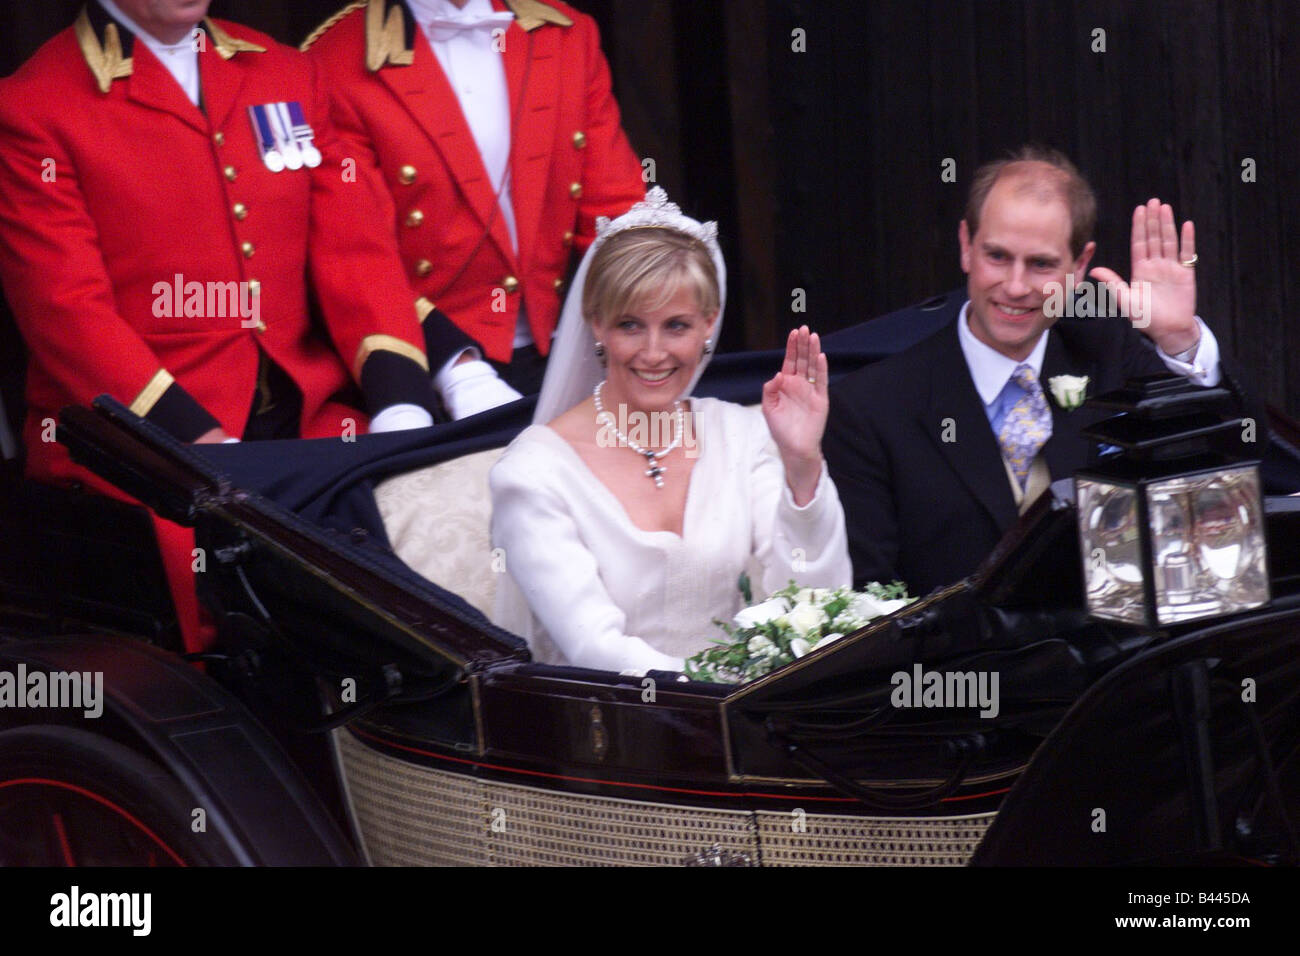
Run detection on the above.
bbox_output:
[2,291,1297,866]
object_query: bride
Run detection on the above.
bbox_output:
[490,189,850,673]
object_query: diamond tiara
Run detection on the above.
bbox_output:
[593,187,719,246]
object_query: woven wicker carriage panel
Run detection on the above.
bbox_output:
[754,810,994,866]
[338,731,491,866]
[481,779,757,866]
[337,732,994,866]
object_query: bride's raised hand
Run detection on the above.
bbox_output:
[762,326,829,505]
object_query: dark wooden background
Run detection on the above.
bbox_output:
[3,0,1297,413]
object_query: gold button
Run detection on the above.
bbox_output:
[232,202,248,220]
[572,130,587,149]
[399,164,417,184]
[250,278,264,331]
[213,131,225,147]
[562,230,574,247]
[224,165,237,182]
[502,275,520,294]
[241,241,254,258]
[415,258,432,277]
[405,209,424,227]
[569,182,582,199]
[553,277,564,292]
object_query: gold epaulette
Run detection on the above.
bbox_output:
[300,0,367,52]
[75,8,132,94]
[205,18,266,59]
[503,0,574,31]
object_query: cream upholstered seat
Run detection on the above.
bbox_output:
[373,445,506,619]
[374,404,765,623]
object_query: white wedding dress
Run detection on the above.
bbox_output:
[488,188,851,674]
[490,396,851,673]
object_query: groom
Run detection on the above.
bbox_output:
[824,146,1255,595]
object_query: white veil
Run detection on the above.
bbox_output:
[493,188,728,660]
[531,186,728,424]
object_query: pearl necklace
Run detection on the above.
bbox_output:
[593,381,685,489]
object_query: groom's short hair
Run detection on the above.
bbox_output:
[964,145,1097,258]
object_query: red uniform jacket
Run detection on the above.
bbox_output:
[304,0,646,364]
[0,7,437,493]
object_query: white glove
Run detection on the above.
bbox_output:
[369,403,435,433]
[436,355,522,420]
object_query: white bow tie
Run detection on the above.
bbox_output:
[422,11,515,42]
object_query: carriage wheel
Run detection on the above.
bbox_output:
[0,726,233,866]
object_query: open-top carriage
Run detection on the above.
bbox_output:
[2,291,1298,866]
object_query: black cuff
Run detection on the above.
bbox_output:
[145,382,221,442]
[360,351,438,417]
[420,306,479,371]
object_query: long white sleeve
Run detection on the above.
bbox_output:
[489,435,685,673]
[747,414,853,598]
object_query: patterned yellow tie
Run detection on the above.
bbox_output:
[997,364,1052,489]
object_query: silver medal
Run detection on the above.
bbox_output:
[281,139,303,170]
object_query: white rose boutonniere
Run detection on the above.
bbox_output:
[1048,374,1090,411]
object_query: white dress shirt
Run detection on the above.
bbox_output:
[410,0,517,252]
[404,0,529,417]
[957,302,1224,424]
[408,0,532,351]
[957,303,1052,412]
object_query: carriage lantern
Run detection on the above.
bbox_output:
[1074,375,1269,628]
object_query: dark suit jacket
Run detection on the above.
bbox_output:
[825,306,1257,596]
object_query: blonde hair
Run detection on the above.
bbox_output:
[582,227,720,327]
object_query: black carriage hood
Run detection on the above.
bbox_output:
[58,395,528,673]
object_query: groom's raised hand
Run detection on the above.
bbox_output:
[1090,198,1200,355]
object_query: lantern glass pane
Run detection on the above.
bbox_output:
[1146,465,1269,625]
[1077,477,1146,623]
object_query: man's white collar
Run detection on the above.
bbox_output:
[956,301,1051,406]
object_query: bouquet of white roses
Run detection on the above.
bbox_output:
[684,577,914,684]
